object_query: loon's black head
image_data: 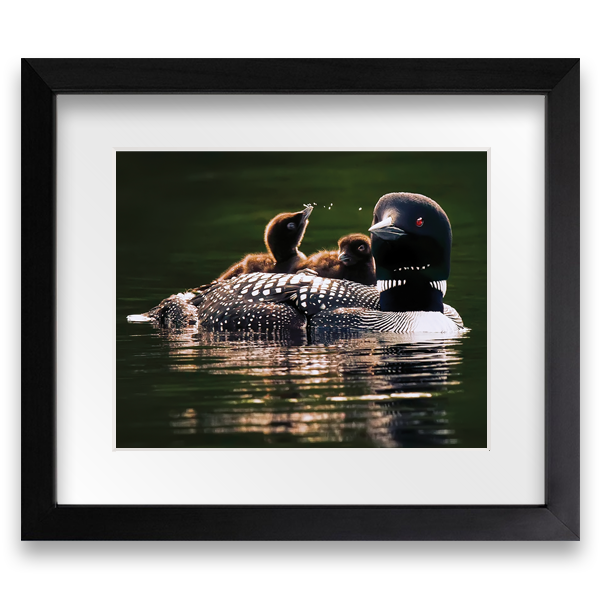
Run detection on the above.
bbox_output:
[264,205,313,262]
[369,193,452,312]
[337,233,373,266]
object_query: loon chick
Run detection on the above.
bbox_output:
[298,234,376,285]
[219,205,313,280]
[128,193,465,334]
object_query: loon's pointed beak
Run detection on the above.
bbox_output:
[369,216,407,240]
[338,252,353,265]
[300,204,313,223]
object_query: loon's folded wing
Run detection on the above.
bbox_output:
[190,272,380,331]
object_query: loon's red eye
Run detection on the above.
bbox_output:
[416,217,424,227]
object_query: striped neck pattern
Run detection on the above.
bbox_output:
[377,279,447,297]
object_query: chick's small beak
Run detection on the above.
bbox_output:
[300,204,313,223]
[338,252,353,265]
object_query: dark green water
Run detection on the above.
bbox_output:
[117,151,487,448]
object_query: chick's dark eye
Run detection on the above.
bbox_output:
[357,245,366,252]
[287,222,296,230]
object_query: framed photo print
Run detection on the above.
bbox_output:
[22,59,579,540]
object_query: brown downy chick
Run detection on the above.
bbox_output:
[219,205,313,280]
[299,233,376,285]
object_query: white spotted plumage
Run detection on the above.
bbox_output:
[130,272,464,334]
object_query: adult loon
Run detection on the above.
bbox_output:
[218,205,313,279]
[128,193,465,334]
[299,233,376,285]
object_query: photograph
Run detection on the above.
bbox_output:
[117,150,487,449]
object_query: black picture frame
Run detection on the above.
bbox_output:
[21,59,580,541]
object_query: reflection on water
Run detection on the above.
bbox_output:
[122,324,466,448]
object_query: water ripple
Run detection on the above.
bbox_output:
[123,325,466,448]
